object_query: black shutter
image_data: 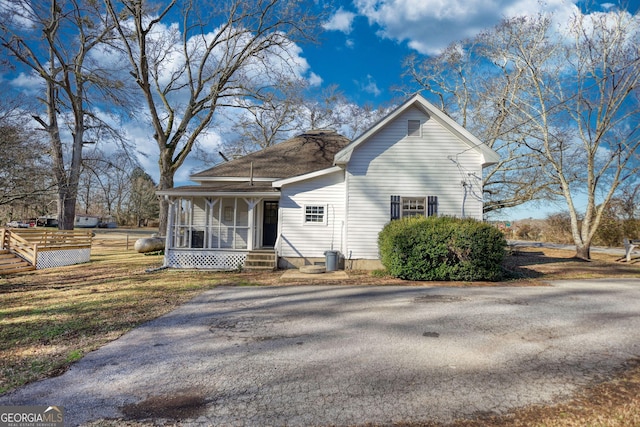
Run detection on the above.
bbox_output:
[427,196,438,216]
[390,195,401,220]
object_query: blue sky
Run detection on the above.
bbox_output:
[3,0,638,220]
[301,0,635,105]
[305,12,413,104]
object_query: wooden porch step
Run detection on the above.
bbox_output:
[0,251,35,275]
[244,249,277,271]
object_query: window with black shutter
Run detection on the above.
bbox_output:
[427,196,438,216]
[390,195,400,220]
[390,195,438,220]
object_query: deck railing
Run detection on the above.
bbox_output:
[0,228,93,268]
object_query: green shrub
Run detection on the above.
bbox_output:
[378,216,506,281]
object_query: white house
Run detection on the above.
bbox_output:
[157,94,500,270]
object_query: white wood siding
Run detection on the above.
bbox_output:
[346,107,483,259]
[193,198,206,227]
[279,170,345,258]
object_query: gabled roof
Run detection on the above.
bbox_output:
[191,130,350,182]
[333,93,500,168]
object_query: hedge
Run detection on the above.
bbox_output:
[378,216,506,281]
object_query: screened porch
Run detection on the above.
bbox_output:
[164,196,279,269]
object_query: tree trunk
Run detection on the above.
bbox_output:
[158,195,169,237]
[157,164,174,237]
[57,191,77,230]
[575,244,590,260]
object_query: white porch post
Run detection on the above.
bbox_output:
[164,197,174,259]
[205,198,219,248]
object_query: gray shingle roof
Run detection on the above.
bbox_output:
[191,130,350,181]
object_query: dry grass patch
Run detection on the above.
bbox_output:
[502,247,640,281]
[0,246,255,394]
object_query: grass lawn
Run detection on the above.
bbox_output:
[2,232,640,426]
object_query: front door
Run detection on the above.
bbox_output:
[262,201,279,247]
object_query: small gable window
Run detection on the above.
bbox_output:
[408,120,421,137]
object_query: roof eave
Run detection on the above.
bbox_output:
[272,166,344,188]
[156,189,279,197]
[190,176,278,184]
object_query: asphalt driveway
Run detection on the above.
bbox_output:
[3,280,640,426]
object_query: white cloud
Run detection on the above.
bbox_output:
[308,72,323,87]
[353,0,580,54]
[357,75,382,97]
[0,0,36,29]
[323,7,357,33]
[10,71,43,93]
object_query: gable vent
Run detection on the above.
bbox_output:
[408,120,421,137]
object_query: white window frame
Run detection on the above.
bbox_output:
[303,204,328,226]
[407,120,421,137]
[401,197,426,218]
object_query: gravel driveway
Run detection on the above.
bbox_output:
[3,279,640,426]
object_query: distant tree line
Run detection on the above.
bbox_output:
[0,102,158,227]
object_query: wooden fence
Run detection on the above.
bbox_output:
[1,228,93,269]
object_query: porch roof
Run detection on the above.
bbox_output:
[157,181,279,197]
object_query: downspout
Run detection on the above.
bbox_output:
[461,181,468,218]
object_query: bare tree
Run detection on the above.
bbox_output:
[615,179,640,221]
[106,0,325,234]
[0,96,53,209]
[1,0,127,229]
[221,84,389,158]
[406,11,640,259]
[404,37,556,214]
[489,13,640,259]
[221,79,306,157]
[127,167,159,227]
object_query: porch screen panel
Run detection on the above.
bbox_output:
[210,198,249,250]
[191,199,206,248]
[173,198,192,248]
[235,228,248,249]
[220,198,235,248]
[209,200,221,249]
[235,200,249,249]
